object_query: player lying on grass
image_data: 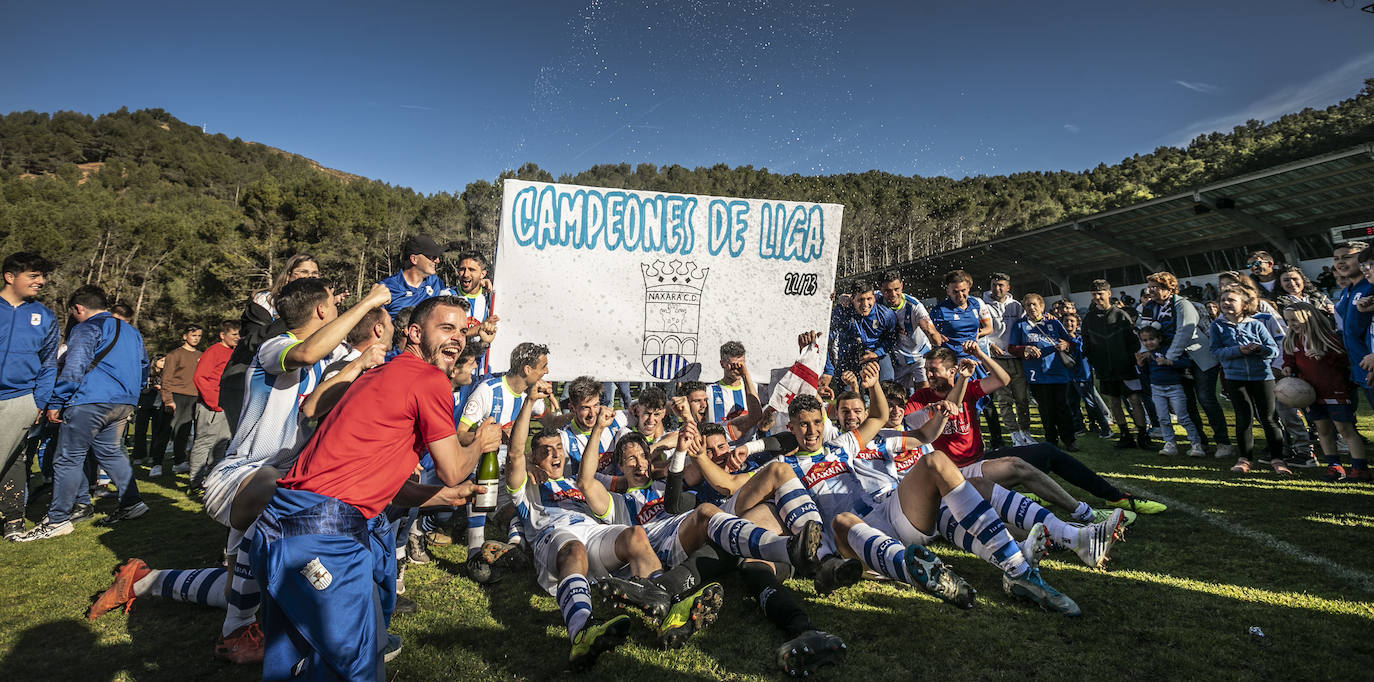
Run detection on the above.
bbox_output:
[504,380,722,668]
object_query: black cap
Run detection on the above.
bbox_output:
[401,234,444,260]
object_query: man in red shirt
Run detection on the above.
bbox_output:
[905,341,1164,520]
[247,295,500,680]
[188,320,240,492]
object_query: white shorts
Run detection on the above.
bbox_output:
[202,459,266,528]
[860,491,936,547]
[531,520,626,594]
[643,513,690,568]
[894,357,927,388]
[957,461,984,479]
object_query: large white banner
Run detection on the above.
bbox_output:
[488,179,844,382]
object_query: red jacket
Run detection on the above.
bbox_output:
[193,343,235,412]
[1282,339,1351,404]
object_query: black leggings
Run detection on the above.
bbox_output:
[1028,383,1076,447]
[1223,378,1284,461]
[988,442,1124,502]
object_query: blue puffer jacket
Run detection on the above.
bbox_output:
[1208,317,1278,382]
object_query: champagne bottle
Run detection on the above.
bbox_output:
[473,450,499,513]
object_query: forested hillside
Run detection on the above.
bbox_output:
[2,80,1372,346]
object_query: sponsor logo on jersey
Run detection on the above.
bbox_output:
[803,458,850,488]
[550,487,586,503]
[894,449,923,474]
[636,497,664,525]
[854,446,884,461]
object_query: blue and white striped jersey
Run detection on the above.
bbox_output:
[560,410,629,476]
[887,293,932,363]
[510,476,610,539]
[706,381,748,423]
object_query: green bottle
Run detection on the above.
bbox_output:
[474,450,499,512]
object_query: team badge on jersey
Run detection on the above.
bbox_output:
[30,313,41,326]
[641,259,709,380]
[300,557,332,590]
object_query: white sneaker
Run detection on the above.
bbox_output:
[172,462,190,474]
[148,465,163,477]
[16,520,73,542]
[1158,443,1178,456]
[1214,444,1235,459]
[1186,444,1206,458]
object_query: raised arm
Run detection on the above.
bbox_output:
[505,381,549,490]
[301,345,387,419]
[965,339,1007,393]
[284,285,391,370]
[855,362,888,445]
[576,407,616,517]
[727,361,765,435]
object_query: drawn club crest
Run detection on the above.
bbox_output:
[641,260,708,379]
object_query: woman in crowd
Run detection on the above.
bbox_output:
[1275,265,1334,316]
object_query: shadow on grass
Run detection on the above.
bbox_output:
[4,472,249,682]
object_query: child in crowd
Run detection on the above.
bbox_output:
[1135,327,1204,456]
[1210,286,1286,474]
[1280,303,1368,481]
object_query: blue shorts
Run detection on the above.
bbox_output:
[1306,402,1356,424]
[249,488,396,681]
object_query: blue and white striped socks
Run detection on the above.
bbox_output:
[773,477,822,535]
[556,574,593,642]
[707,513,790,563]
[941,481,1027,578]
[845,523,914,585]
[467,503,486,556]
[990,484,1078,548]
[134,568,229,608]
[223,531,260,637]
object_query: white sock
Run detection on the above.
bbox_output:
[845,522,918,585]
[1072,501,1093,523]
[467,503,486,554]
[941,481,1028,578]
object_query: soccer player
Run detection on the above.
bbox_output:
[455,341,552,581]
[908,341,1166,517]
[247,295,501,680]
[199,280,391,662]
[781,360,1087,614]
[825,278,900,384]
[558,375,629,477]
[673,380,760,444]
[705,341,763,422]
[878,271,934,391]
[0,252,58,541]
[614,385,671,447]
[379,234,455,317]
[504,381,721,666]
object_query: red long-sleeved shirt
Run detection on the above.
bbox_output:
[193,342,235,411]
[1282,338,1351,404]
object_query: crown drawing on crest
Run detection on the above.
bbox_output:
[642,260,708,291]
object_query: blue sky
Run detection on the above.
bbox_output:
[4,0,1372,195]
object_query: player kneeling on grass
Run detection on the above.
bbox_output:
[245,296,502,680]
[505,381,722,668]
[780,360,1084,615]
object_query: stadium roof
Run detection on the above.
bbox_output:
[860,143,1374,295]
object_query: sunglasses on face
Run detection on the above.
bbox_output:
[1247,261,1271,268]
